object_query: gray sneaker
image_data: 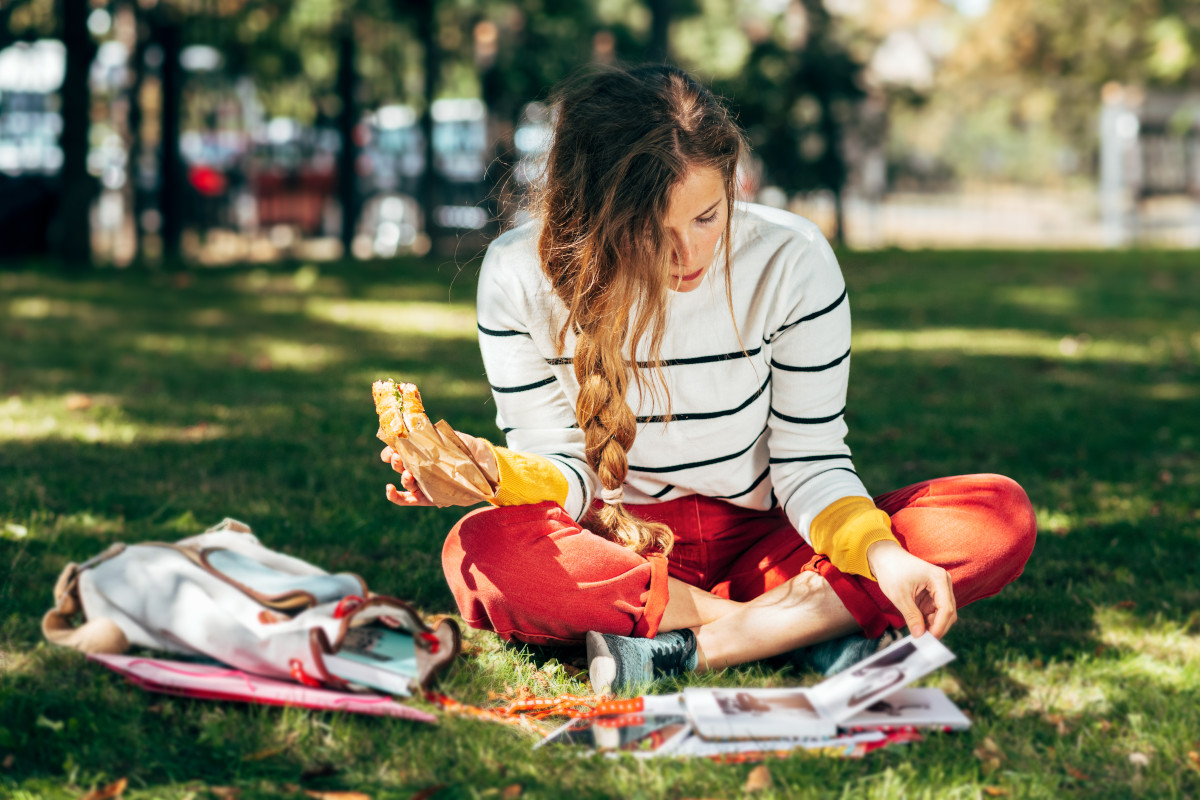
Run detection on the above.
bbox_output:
[586,629,699,695]
[789,628,903,677]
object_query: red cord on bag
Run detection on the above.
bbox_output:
[418,632,440,653]
[333,595,364,619]
[289,659,324,688]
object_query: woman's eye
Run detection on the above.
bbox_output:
[696,212,718,225]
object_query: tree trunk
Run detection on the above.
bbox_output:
[646,0,671,63]
[415,0,440,252]
[337,31,358,258]
[158,20,184,265]
[53,0,96,268]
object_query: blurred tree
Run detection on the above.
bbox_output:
[1,0,94,266]
[713,0,866,245]
[54,0,97,268]
[928,0,1200,183]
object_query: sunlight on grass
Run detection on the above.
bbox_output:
[996,286,1082,315]
[127,332,345,371]
[229,266,349,297]
[0,394,229,444]
[853,328,1158,364]
[6,296,121,326]
[306,299,477,339]
[1005,628,1200,721]
[1094,607,1200,667]
[1143,382,1200,401]
[1035,507,1075,535]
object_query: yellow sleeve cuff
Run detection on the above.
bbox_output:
[809,496,898,580]
[485,444,570,508]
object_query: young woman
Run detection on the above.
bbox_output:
[381,64,1036,694]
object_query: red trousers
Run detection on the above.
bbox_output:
[441,474,1037,646]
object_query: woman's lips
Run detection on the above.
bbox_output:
[674,267,704,282]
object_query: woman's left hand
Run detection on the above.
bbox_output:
[865,539,957,639]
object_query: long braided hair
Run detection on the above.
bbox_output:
[532,64,745,555]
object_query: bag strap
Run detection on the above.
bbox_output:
[41,556,129,654]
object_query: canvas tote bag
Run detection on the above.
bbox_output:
[42,518,459,692]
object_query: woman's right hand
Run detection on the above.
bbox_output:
[380,430,499,508]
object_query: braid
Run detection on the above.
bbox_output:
[574,328,674,556]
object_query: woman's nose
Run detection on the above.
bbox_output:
[672,234,693,266]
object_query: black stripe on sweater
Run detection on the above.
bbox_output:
[766,288,847,343]
[545,346,763,369]
[629,426,768,474]
[768,453,852,464]
[636,373,771,424]
[650,484,675,498]
[490,375,557,394]
[770,405,845,425]
[478,323,530,338]
[710,467,770,500]
[545,455,589,504]
[770,347,851,373]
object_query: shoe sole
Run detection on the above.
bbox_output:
[585,631,617,695]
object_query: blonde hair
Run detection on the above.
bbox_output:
[532,64,745,556]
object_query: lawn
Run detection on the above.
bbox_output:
[1,248,1198,799]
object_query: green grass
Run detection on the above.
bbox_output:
[2,248,1199,799]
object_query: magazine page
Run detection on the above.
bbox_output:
[682,687,838,741]
[322,627,418,697]
[838,688,970,732]
[807,634,955,723]
[667,729,886,758]
[534,713,690,757]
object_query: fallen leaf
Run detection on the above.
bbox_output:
[1187,751,1200,771]
[79,778,128,800]
[1043,714,1070,735]
[1129,752,1151,767]
[301,764,339,780]
[181,422,210,440]
[1115,600,1136,609]
[65,393,93,411]
[242,745,287,762]
[408,785,446,800]
[303,791,371,800]
[1097,720,1113,733]
[208,787,240,799]
[500,785,522,799]
[1065,766,1090,782]
[973,736,1004,774]
[744,764,773,793]
[2,754,13,769]
[982,788,1009,797]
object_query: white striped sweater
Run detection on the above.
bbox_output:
[475,202,871,545]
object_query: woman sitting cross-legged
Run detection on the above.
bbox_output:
[380,64,1037,695]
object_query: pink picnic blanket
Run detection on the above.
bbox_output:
[89,654,436,723]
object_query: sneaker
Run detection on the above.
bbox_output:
[788,628,902,677]
[586,629,699,695]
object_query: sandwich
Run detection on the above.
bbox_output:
[372,379,497,507]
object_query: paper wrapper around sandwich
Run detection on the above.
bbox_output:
[376,402,498,508]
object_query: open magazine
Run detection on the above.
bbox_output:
[540,634,966,758]
[322,627,419,697]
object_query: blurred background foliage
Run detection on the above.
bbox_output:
[1,0,1198,267]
